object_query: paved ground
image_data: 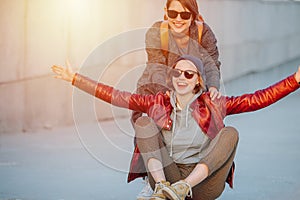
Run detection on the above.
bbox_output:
[1,58,300,200]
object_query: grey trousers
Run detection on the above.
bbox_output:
[135,116,239,200]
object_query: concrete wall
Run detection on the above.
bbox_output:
[1,0,300,133]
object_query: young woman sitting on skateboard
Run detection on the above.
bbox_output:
[52,55,300,200]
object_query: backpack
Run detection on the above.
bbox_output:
[160,20,204,58]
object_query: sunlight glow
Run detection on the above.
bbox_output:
[68,0,90,20]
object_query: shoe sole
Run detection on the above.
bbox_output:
[138,195,165,200]
[162,187,181,200]
[149,197,166,200]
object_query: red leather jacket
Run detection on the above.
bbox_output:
[73,73,299,187]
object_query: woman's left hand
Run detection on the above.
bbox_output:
[209,87,222,100]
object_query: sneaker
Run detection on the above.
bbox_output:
[162,180,192,200]
[149,181,170,200]
[136,177,153,200]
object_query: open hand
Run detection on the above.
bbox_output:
[295,66,300,83]
[51,60,75,82]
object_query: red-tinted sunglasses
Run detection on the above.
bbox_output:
[170,69,198,79]
[167,10,192,20]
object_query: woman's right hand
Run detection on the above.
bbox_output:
[51,61,75,82]
[295,66,300,83]
[209,87,222,100]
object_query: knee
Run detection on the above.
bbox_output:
[220,126,239,145]
[135,116,153,127]
[134,116,160,139]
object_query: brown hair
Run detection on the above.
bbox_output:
[194,75,205,94]
[165,0,200,22]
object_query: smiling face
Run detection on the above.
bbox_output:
[172,60,199,97]
[165,0,192,36]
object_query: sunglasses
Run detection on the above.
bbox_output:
[167,10,192,20]
[170,69,198,79]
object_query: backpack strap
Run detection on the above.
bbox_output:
[195,20,204,44]
[160,21,169,58]
[160,20,204,58]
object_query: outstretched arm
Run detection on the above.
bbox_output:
[51,64,161,115]
[225,66,300,115]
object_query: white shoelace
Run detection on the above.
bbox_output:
[154,181,165,193]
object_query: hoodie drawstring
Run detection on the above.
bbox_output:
[170,108,176,157]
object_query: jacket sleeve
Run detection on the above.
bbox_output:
[225,74,299,115]
[200,23,221,90]
[132,21,170,123]
[136,21,169,95]
[201,23,221,70]
[72,73,155,114]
